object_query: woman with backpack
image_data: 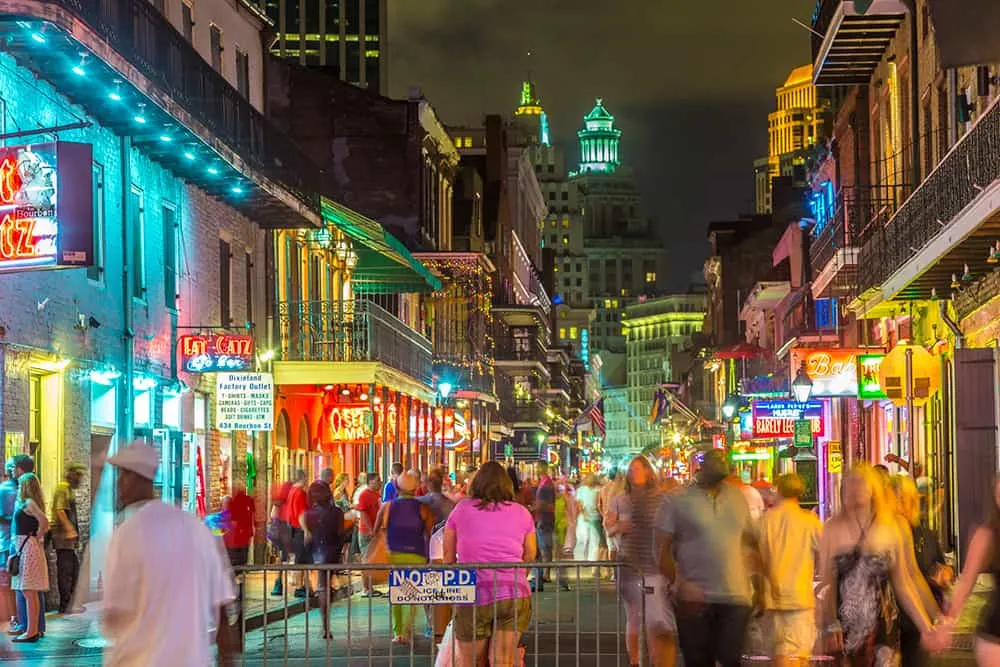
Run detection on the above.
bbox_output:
[374,472,435,643]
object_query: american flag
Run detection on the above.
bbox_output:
[584,399,605,437]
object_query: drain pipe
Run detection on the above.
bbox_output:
[939,300,963,348]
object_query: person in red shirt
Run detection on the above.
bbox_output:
[283,470,309,598]
[224,485,256,567]
[355,473,381,596]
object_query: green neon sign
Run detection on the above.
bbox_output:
[857,353,887,400]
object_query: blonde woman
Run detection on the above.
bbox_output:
[10,473,48,643]
[817,465,946,662]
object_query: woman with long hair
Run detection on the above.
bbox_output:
[817,464,946,663]
[302,481,346,638]
[945,474,1000,665]
[606,456,675,667]
[444,460,536,667]
[10,473,48,643]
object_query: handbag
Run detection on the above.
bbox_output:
[7,536,29,577]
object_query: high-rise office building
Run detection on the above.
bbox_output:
[754,64,826,213]
[265,0,387,93]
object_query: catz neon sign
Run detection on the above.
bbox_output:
[0,143,93,272]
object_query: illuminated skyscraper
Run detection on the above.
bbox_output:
[513,79,550,146]
[754,64,826,213]
[265,0,387,94]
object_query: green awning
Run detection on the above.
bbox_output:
[321,197,441,293]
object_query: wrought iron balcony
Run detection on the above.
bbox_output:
[810,185,907,297]
[0,0,322,227]
[433,362,495,397]
[501,399,548,428]
[278,299,433,386]
[857,101,1000,299]
[494,332,549,369]
[811,0,906,86]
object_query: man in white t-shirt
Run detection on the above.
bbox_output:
[102,442,238,667]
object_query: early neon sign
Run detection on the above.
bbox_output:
[178,334,255,373]
[0,143,93,272]
[751,400,825,439]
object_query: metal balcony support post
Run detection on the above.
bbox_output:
[381,386,390,482]
[903,0,921,190]
[367,382,376,473]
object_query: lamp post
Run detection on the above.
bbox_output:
[437,382,453,468]
[791,362,814,404]
[722,393,740,447]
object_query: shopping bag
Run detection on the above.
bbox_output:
[435,621,456,667]
[363,532,390,586]
[429,525,446,561]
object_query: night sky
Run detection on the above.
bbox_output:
[389,1,816,291]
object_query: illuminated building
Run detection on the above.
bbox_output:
[755,64,826,213]
[512,78,550,146]
[265,0,387,94]
[622,295,705,453]
[568,98,667,357]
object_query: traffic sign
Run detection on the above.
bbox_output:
[389,569,477,605]
[793,419,813,448]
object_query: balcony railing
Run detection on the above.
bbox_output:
[495,334,548,366]
[810,185,908,273]
[433,363,495,397]
[858,101,1000,295]
[278,300,433,386]
[810,0,906,86]
[501,399,548,427]
[46,0,321,208]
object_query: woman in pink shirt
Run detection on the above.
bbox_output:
[444,461,537,666]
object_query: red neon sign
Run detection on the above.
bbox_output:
[178,334,255,373]
[0,157,21,203]
[0,216,40,260]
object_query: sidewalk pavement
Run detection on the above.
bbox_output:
[0,578,990,664]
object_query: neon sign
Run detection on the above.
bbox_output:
[857,354,887,399]
[752,400,825,439]
[178,334,255,373]
[0,143,92,272]
[789,348,864,397]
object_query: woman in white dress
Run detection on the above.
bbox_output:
[10,473,48,643]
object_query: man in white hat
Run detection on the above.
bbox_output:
[101,442,238,666]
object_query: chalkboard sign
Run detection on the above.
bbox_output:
[795,457,819,505]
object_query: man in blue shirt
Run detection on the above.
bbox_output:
[0,460,17,627]
[381,462,403,503]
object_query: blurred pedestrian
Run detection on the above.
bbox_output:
[0,461,15,634]
[51,463,85,615]
[268,477,293,596]
[6,455,42,638]
[419,470,456,527]
[223,484,255,568]
[758,473,821,667]
[285,470,309,598]
[551,480,573,591]
[946,475,1000,665]
[817,465,945,662]
[102,442,238,666]
[531,462,557,593]
[355,473,382,597]
[599,469,625,566]
[444,461,535,666]
[375,472,434,643]
[332,473,352,514]
[10,473,48,643]
[302,481,346,638]
[613,456,675,666]
[658,449,759,667]
[574,474,603,573]
[382,463,404,503]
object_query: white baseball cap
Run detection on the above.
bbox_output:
[107,442,160,481]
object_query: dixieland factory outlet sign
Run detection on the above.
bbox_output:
[216,372,274,431]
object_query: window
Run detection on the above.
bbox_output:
[559,327,566,339]
[575,278,582,287]
[220,239,232,325]
[645,271,656,283]
[181,1,195,43]
[575,263,582,273]
[561,235,569,245]
[561,218,570,229]
[130,188,145,299]
[209,25,223,72]
[245,253,254,327]
[163,205,178,310]
[87,163,105,283]
[561,191,568,201]
[235,48,250,99]
[563,262,570,273]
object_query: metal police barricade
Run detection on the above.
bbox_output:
[233,560,649,666]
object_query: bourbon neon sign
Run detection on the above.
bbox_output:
[0,143,93,272]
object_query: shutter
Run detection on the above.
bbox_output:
[953,348,999,566]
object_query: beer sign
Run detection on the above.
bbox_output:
[178,334,254,373]
[751,400,825,439]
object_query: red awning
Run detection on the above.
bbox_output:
[714,342,770,360]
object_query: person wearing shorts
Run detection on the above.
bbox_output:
[611,456,676,667]
[758,473,821,666]
[444,461,536,666]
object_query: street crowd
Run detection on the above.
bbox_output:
[0,443,999,666]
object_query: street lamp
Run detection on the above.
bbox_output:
[438,382,453,400]
[791,362,814,404]
[722,394,740,420]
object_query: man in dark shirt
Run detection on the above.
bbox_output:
[52,464,85,614]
